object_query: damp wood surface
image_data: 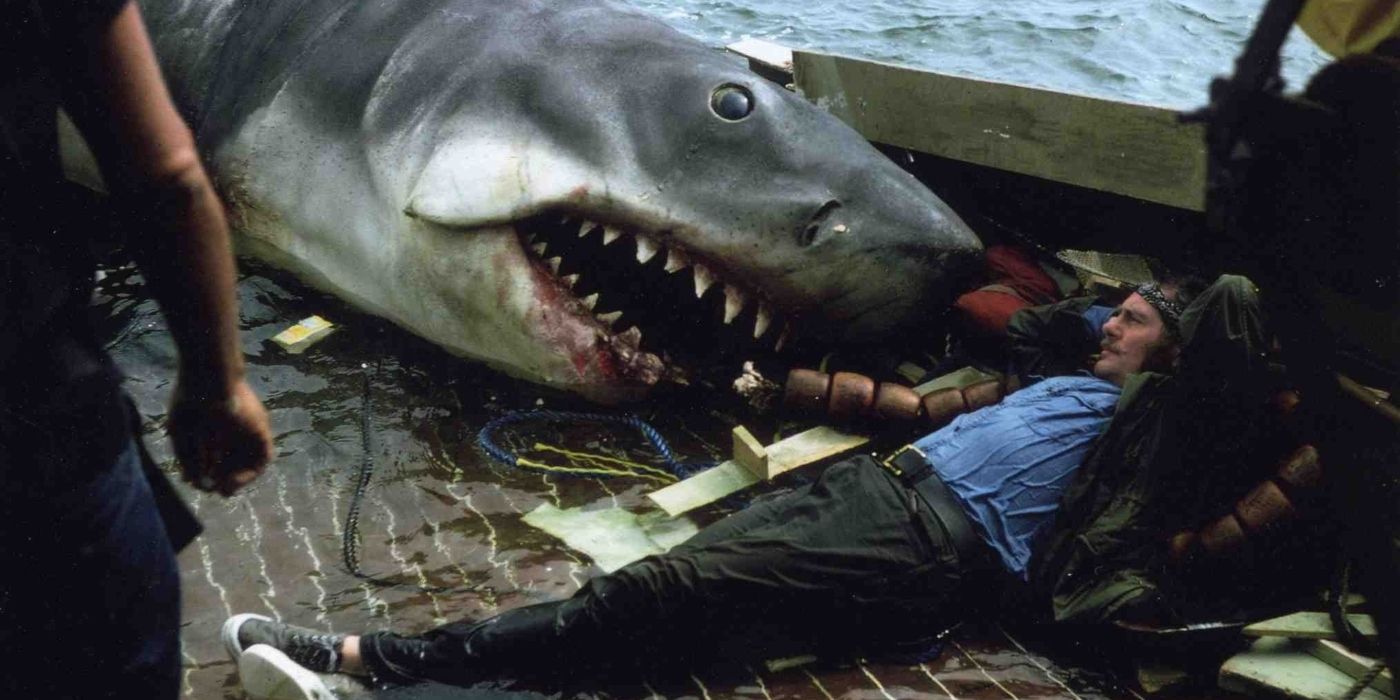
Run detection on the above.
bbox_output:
[103,264,1200,699]
[647,426,870,516]
[791,50,1207,211]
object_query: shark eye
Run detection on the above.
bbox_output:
[710,85,753,121]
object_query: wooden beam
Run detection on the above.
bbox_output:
[913,366,998,396]
[1220,638,1391,700]
[732,426,771,479]
[727,38,793,80]
[1244,611,1379,641]
[647,427,868,516]
[791,50,1207,211]
[1306,640,1394,697]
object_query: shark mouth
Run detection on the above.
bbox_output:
[518,212,793,385]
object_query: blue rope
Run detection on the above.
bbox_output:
[477,410,717,480]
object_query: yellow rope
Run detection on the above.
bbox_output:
[515,442,679,484]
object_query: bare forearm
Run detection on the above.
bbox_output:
[55,0,270,494]
[124,162,245,401]
[64,3,245,400]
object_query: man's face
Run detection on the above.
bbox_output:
[1092,292,1176,385]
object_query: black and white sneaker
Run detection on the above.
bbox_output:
[222,613,344,674]
[238,644,340,700]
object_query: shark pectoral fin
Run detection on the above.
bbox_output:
[402,138,591,227]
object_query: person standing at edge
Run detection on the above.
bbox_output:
[0,1,274,697]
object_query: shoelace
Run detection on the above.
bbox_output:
[284,632,342,673]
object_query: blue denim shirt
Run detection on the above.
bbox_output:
[912,374,1120,580]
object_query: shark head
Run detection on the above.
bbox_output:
[137,0,981,402]
[368,2,982,400]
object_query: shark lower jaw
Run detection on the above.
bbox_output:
[515,211,796,393]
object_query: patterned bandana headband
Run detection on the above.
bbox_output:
[1135,283,1183,337]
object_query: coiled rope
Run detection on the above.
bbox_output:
[341,362,717,591]
[476,409,716,481]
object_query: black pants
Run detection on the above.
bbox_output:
[1,437,181,698]
[361,456,990,686]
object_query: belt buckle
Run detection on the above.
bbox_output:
[881,444,926,477]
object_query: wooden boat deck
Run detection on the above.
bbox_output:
[104,266,1172,700]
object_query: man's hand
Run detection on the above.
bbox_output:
[169,381,273,497]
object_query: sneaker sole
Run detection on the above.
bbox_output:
[239,644,338,700]
[222,612,274,662]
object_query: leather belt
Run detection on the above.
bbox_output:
[881,445,987,567]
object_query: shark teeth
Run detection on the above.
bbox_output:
[754,303,772,339]
[723,285,746,324]
[692,263,716,298]
[664,248,688,273]
[523,216,793,363]
[635,236,660,264]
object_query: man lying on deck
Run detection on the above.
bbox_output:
[222,274,1273,698]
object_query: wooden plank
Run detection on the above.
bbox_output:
[1305,640,1394,697]
[792,50,1207,211]
[647,460,759,517]
[1244,611,1379,641]
[766,427,868,473]
[726,38,793,76]
[913,365,998,396]
[522,503,698,573]
[1220,638,1391,700]
[732,426,770,479]
[895,361,928,384]
[648,427,868,516]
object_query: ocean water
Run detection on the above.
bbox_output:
[619,0,1334,108]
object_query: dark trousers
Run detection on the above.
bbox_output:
[0,437,181,698]
[362,456,987,686]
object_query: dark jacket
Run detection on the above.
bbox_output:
[1010,276,1277,623]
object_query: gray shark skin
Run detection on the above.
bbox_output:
[135,0,982,401]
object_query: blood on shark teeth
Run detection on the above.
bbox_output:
[635,236,660,264]
[547,257,562,273]
[754,303,772,339]
[723,284,746,324]
[693,263,716,298]
[561,273,580,288]
[664,248,688,273]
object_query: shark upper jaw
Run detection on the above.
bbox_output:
[408,200,802,402]
[510,209,797,397]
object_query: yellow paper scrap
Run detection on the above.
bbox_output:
[272,315,334,354]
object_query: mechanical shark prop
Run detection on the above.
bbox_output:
[121,0,982,401]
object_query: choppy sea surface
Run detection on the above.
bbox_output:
[619,0,1332,108]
